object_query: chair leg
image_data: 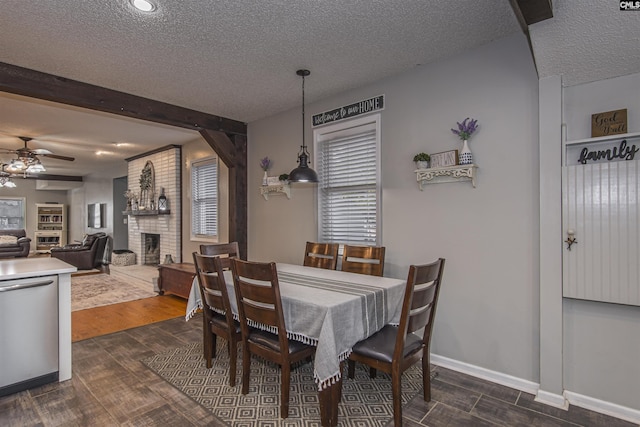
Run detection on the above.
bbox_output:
[204,331,214,369]
[422,355,431,402]
[281,363,291,418]
[369,366,377,378]
[391,371,403,427]
[228,339,237,387]
[347,360,356,378]
[241,344,251,395]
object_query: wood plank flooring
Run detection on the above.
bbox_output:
[1,311,636,426]
[72,295,187,342]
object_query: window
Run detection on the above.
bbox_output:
[0,197,26,230]
[315,114,381,246]
[191,157,218,240]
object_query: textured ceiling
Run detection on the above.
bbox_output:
[0,0,638,178]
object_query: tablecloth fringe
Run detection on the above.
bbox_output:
[185,301,203,321]
[314,348,352,391]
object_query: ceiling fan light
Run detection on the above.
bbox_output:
[7,160,25,172]
[4,179,16,188]
[26,162,46,173]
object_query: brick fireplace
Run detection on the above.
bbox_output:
[126,146,182,263]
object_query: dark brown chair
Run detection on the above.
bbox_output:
[199,241,240,270]
[192,252,242,386]
[303,241,339,270]
[230,258,316,419]
[341,244,386,276]
[50,232,108,270]
[347,258,446,427]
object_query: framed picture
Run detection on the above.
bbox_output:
[266,176,281,186]
[430,150,459,168]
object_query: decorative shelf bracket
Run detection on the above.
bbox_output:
[415,165,477,190]
[260,183,291,200]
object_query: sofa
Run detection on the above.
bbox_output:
[50,232,108,270]
[0,229,31,258]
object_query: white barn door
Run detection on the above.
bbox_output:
[563,159,640,306]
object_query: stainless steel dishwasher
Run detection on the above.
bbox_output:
[0,274,59,397]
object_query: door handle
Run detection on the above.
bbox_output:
[565,229,577,250]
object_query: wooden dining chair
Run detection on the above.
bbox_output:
[199,241,240,270]
[192,252,242,386]
[347,258,446,427]
[303,241,339,270]
[230,258,316,419]
[341,244,386,276]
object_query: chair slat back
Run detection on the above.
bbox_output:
[230,258,287,333]
[303,241,339,270]
[395,258,445,357]
[341,244,386,276]
[200,242,240,270]
[192,252,234,317]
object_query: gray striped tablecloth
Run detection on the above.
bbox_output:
[186,263,406,390]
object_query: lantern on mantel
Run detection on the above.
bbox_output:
[158,187,168,211]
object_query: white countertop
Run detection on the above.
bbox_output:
[0,257,77,280]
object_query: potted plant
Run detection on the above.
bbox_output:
[413,152,431,169]
[278,173,289,183]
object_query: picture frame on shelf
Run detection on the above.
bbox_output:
[266,176,281,186]
[430,150,459,168]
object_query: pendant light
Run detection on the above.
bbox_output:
[289,69,318,183]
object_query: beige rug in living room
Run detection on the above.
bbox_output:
[71,265,158,311]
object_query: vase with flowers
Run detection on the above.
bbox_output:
[260,156,272,186]
[451,117,478,165]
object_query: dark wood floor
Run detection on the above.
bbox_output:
[1,313,636,426]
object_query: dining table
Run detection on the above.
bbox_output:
[185,262,406,426]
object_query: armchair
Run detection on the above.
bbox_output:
[0,229,31,258]
[50,232,108,270]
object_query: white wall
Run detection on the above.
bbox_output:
[562,72,640,411]
[248,33,541,381]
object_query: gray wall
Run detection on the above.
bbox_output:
[112,176,128,249]
[0,180,70,244]
[249,33,541,380]
[246,32,640,417]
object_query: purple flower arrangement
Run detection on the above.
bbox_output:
[259,156,272,171]
[451,118,478,141]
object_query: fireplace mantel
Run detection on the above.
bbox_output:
[123,210,171,216]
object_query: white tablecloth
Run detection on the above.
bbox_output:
[186,263,405,390]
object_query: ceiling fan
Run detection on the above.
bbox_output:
[0,136,75,174]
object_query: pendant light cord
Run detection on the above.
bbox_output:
[301,73,306,152]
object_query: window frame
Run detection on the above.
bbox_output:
[313,113,382,246]
[190,156,219,242]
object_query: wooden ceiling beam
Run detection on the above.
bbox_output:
[0,62,247,136]
[510,0,553,29]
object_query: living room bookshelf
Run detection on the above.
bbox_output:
[34,203,67,253]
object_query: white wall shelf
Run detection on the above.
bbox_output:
[35,203,67,253]
[260,183,291,200]
[415,165,477,190]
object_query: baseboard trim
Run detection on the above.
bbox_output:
[564,391,640,424]
[431,353,640,424]
[535,389,568,410]
[430,353,539,395]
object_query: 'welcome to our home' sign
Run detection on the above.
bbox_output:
[312,95,384,127]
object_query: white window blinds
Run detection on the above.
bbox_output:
[191,157,218,238]
[318,127,379,245]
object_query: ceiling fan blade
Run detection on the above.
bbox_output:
[31,148,53,155]
[41,153,75,162]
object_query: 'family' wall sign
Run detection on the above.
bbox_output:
[312,95,384,127]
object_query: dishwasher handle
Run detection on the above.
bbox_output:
[0,280,54,292]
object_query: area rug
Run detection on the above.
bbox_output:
[71,273,157,311]
[143,341,431,426]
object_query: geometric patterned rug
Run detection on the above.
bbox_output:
[142,341,432,426]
